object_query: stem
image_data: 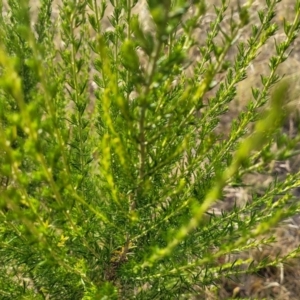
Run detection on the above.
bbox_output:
[138,39,163,195]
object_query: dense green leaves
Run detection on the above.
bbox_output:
[0,0,300,299]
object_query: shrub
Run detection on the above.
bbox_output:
[0,0,300,298]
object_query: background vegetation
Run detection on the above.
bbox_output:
[0,0,300,299]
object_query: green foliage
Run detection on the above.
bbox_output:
[0,0,300,298]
